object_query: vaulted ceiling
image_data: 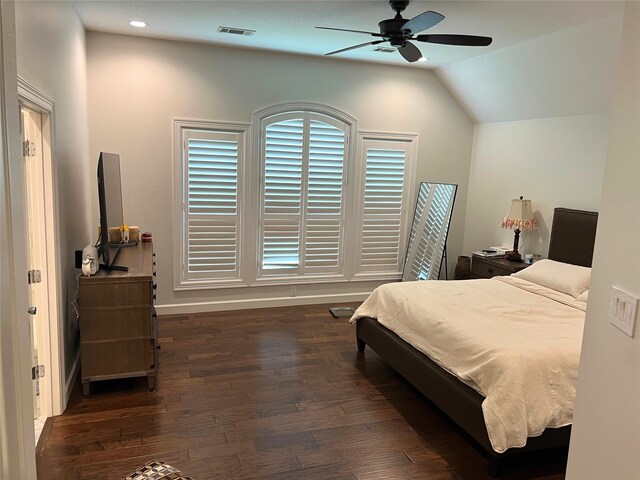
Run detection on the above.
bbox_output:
[73,0,625,122]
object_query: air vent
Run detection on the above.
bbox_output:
[374,46,397,53]
[217,26,255,36]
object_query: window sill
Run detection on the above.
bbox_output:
[174,278,249,291]
[173,273,400,292]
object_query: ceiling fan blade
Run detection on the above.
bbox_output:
[402,11,445,35]
[325,40,386,56]
[415,34,493,47]
[398,41,422,63]
[316,26,383,37]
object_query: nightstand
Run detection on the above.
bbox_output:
[471,254,529,279]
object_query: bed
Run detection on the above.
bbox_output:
[351,208,598,472]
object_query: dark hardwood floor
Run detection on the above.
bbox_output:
[37,303,567,479]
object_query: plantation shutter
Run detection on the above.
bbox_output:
[183,129,241,280]
[261,117,304,273]
[305,119,345,273]
[359,139,411,274]
[259,112,347,277]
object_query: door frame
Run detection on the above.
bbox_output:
[18,77,63,417]
[0,1,37,478]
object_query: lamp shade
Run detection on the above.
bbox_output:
[500,197,538,231]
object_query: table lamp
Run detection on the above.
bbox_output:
[500,196,538,262]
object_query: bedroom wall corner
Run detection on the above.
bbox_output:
[566,2,640,478]
[462,114,611,258]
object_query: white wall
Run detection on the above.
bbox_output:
[443,6,622,263]
[86,32,474,312]
[436,13,623,123]
[15,1,91,384]
[462,114,610,258]
[567,2,640,478]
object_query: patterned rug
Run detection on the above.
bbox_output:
[124,460,193,480]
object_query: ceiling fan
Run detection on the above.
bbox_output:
[316,0,493,63]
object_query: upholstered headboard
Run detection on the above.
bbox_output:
[548,208,598,267]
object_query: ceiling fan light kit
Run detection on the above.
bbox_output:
[317,0,493,63]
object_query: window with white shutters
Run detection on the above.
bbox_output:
[258,112,347,278]
[176,123,247,287]
[174,112,419,290]
[356,136,415,277]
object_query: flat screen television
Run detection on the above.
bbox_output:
[97,152,128,271]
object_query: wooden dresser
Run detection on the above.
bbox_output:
[79,242,157,394]
[470,253,529,279]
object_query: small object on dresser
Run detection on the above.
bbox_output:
[121,224,129,243]
[472,250,504,258]
[129,225,140,242]
[141,232,153,243]
[109,226,122,243]
[81,245,99,276]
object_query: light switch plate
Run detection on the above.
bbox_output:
[608,286,638,338]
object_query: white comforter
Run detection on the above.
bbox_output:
[350,276,586,453]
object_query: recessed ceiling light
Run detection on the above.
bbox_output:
[129,20,147,28]
[418,57,428,62]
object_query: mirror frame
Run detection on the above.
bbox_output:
[402,182,457,281]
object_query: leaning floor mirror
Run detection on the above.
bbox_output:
[402,182,457,281]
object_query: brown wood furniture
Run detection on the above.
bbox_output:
[356,207,599,474]
[471,254,529,278]
[79,242,157,395]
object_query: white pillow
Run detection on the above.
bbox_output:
[511,259,591,297]
[576,290,589,303]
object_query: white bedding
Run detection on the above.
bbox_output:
[350,276,586,453]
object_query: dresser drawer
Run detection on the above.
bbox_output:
[79,306,152,341]
[472,258,513,278]
[81,338,154,378]
[80,280,151,307]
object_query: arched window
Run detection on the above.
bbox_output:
[257,110,350,278]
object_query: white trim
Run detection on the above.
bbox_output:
[64,350,80,404]
[17,77,54,112]
[174,278,248,291]
[18,78,64,418]
[155,291,372,315]
[253,102,357,127]
[352,272,403,281]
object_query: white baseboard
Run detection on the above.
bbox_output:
[64,349,80,408]
[155,291,371,315]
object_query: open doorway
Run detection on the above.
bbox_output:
[18,79,63,444]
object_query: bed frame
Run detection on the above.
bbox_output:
[355,207,598,473]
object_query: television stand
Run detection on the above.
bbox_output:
[102,244,129,272]
[100,263,128,272]
[108,241,138,248]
